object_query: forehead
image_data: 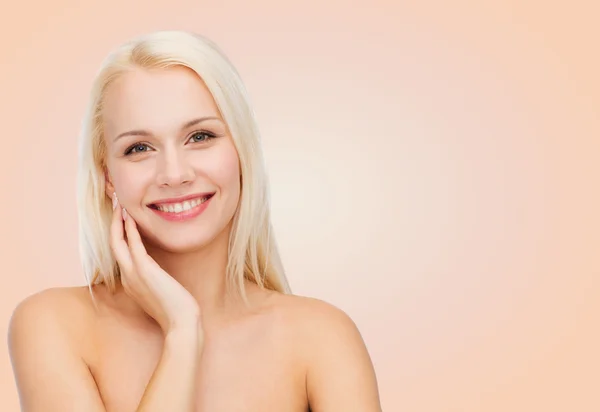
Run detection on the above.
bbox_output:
[102,66,221,135]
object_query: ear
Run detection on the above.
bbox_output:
[104,168,115,199]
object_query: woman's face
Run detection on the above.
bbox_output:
[102,66,241,253]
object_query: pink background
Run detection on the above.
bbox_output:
[1,1,599,410]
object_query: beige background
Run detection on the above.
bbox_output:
[1,1,599,411]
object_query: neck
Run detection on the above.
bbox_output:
[143,224,242,323]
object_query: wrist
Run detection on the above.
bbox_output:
[164,323,201,347]
[164,315,200,337]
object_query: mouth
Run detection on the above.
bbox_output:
[148,192,215,222]
[147,192,215,214]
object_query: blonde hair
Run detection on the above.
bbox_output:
[77,30,291,301]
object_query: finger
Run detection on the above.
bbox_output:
[109,193,133,273]
[122,209,150,265]
[122,211,166,281]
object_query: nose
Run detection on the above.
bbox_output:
[155,149,195,187]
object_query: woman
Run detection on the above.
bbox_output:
[8,30,381,411]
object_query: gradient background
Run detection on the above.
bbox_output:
[1,1,599,411]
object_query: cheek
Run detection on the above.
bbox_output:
[109,163,153,203]
[200,143,241,195]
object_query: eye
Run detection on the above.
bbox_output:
[188,130,216,143]
[124,143,151,155]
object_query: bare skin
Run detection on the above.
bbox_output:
[9,282,381,411]
[8,64,382,411]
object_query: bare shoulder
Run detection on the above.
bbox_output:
[8,285,100,367]
[268,293,360,335]
[268,293,382,412]
[254,292,365,360]
[9,286,95,337]
[8,286,106,411]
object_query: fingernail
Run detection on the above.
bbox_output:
[112,193,117,210]
[122,208,128,221]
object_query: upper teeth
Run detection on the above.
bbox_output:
[156,196,208,213]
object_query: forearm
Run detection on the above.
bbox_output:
[136,325,201,412]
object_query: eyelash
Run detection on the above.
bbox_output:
[124,130,218,156]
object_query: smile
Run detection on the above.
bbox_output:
[147,193,215,221]
[150,195,211,213]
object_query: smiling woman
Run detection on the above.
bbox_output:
[7,30,382,412]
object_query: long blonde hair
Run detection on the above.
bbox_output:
[77,30,291,301]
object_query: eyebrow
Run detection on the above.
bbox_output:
[113,116,223,142]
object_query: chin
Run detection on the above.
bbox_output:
[139,222,231,255]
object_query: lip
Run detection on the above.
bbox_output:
[148,192,216,207]
[148,193,214,222]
